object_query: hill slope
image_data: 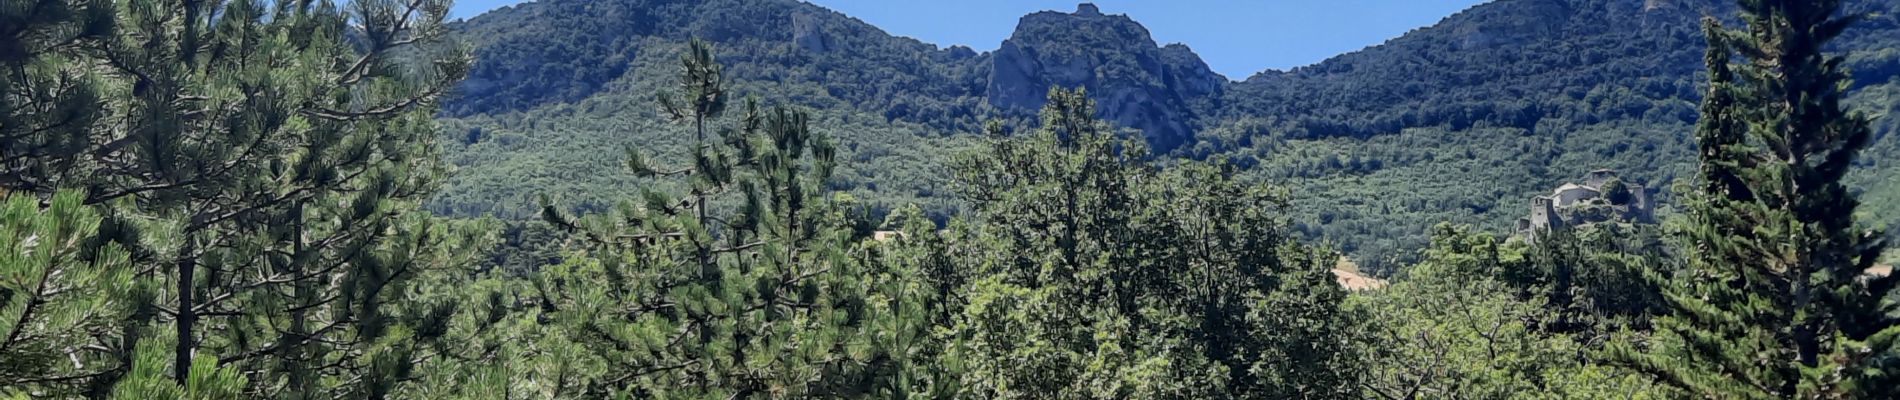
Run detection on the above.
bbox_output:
[432,0,986,220]
[1211,0,1900,269]
[433,0,1900,270]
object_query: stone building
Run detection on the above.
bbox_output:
[1517,170,1654,238]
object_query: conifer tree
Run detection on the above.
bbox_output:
[944,88,1360,399]
[3,0,474,397]
[100,329,245,400]
[1614,1,1898,397]
[1,0,113,193]
[0,191,144,395]
[538,39,932,398]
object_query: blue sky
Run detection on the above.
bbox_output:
[451,0,1489,79]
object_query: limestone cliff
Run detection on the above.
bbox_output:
[986,3,1225,152]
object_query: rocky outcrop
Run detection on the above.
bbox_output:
[1075,3,1103,16]
[985,4,1226,152]
[1160,44,1223,102]
[1452,0,1570,50]
[791,12,831,52]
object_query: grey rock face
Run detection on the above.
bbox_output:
[1160,44,1223,101]
[984,4,1226,152]
[1453,0,1570,50]
[1076,3,1102,16]
[792,12,831,52]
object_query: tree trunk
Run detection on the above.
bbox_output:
[174,238,196,384]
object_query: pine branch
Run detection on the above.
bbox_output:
[217,318,349,365]
[187,164,377,230]
[600,360,699,388]
[83,180,199,204]
[336,0,427,86]
[298,81,450,122]
[0,369,115,387]
[709,241,766,254]
[0,250,60,354]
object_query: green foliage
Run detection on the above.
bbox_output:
[1516,225,1671,334]
[431,0,1900,271]
[430,0,982,222]
[0,191,145,395]
[1601,178,1634,205]
[941,88,1360,399]
[465,83,1371,399]
[1354,224,1663,399]
[6,0,1900,397]
[530,40,936,397]
[1212,0,1900,271]
[1,0,484,397]
[1612,2,1900,397]
[105,330,246,400]
[444,0,985,125]
[1846,74,1900,231]
[383,272,566,400]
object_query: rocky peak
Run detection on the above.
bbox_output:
[1076,3,1103,16]
[1160,44,1224,100]
[986,4,1225,152]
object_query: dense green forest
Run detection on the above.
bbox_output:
[427,0,1900,271]
[4,0,1900,399]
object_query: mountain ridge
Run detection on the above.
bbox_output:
[434,0,1900,270]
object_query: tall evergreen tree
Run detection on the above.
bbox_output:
[3,0,474,397]
[1614,1,1899,398]
[537,39,933,398]
[943,88,1360,399]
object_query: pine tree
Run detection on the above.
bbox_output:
[101,329,246,400]
[1,0,114,194]
[0,191,145,395]
[3,0,474,397]
[944,88,1361,399]
[1613,1,1898,398]
[537,39,931,398]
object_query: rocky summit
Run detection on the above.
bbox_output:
[987,3,1225,152]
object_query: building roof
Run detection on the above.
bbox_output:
[1332,269,1388,291]
[1554,183,1600,195]
[872,231,907,242]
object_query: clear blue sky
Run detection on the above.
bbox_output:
[451,0,1490,79]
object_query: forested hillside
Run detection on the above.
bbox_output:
[7,0,1899,398]
[430,0,987,222]
[1218,0,1900,269]
[432,0,1900,271]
